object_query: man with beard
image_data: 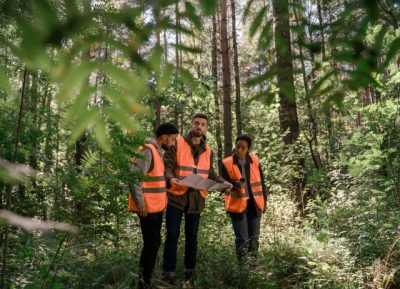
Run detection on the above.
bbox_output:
[162,113,232,287]
[128,123,179,289]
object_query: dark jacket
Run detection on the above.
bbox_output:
[164,132,224,214]
[221,153,268,219]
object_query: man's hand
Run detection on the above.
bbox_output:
[223,180,233,190]
[170,178,185,189]
[136,205,148,217]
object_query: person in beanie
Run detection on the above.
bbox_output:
[162,113,232,287]
[128,123,179,289]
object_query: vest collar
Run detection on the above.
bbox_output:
[233,153,253,165]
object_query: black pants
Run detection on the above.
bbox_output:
[162,204,201,272]
[139,212,163,284]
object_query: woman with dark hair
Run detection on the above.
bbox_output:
[221,135,268,268]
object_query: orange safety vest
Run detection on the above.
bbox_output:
[223,154,265,213]
[167,135,211,198]
[128,143,167,213]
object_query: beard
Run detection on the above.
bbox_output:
[162,144,171,150]
[192,129,203,137]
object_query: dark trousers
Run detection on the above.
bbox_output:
[162,204,200,272]
[230,207,261,263]
[139,212,163,284]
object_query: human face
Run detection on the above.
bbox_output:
[191,117,208,137]
[235,140,249,159]
[161,134,178,150]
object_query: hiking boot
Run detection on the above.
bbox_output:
[161,271,176,286]
[183,269,196,288]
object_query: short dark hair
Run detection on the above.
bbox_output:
[156,123,179,138]
[191,113,208,123]
[235,135,252,148]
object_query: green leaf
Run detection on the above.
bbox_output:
[157,63,174,94]
[103,64,149,96]
[361,0,379,23]
[104,86,136,114]
[106,106,139,131]
[384,37,400,67]
[148,45,164,72]
[245,90,276,106]
[308,70,335,98]
[243,0,256,20]
[70,108,98,140]
[249,7,267,37]
[257,20,273,50]
[178,67,195,88]
[173,44,203,54]
[94,117,111,152]
[245,66,277,87]
[184,2,202,30]
[65,86,96,123]
[199,0,218,16]
[56,61,97,102]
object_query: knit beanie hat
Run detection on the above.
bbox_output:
[156,123,179,137]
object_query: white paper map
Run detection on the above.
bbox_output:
[179,174,230,192]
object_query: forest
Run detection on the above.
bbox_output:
[0,0,399,288]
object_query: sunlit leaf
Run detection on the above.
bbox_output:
[70,108,98,140]
[106,106,139,131]
[103,64,149,97]
[65,86,96,123]
[56,61,97,102]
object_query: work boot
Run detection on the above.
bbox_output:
[161,271,176,286]
[182,269,196,288]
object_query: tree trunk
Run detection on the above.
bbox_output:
[273,0,305,211]
[1,67,28,289]
[273,0,300,145]
[212,13,223,172]
[231,0,242,135]
[220,0,232,157]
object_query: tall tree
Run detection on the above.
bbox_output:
[220,0,232,157]
[272,0,300,145]
[231,0,242,135]
[273,0,305,211]
[212,13,223,171]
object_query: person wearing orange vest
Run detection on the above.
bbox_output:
[222,135,268,268]
[128,123,178,289]
[161,113,232,286]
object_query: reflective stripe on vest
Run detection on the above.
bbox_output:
[128,144,167,213]
[167,135,211,198]
[223,154,265,213]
